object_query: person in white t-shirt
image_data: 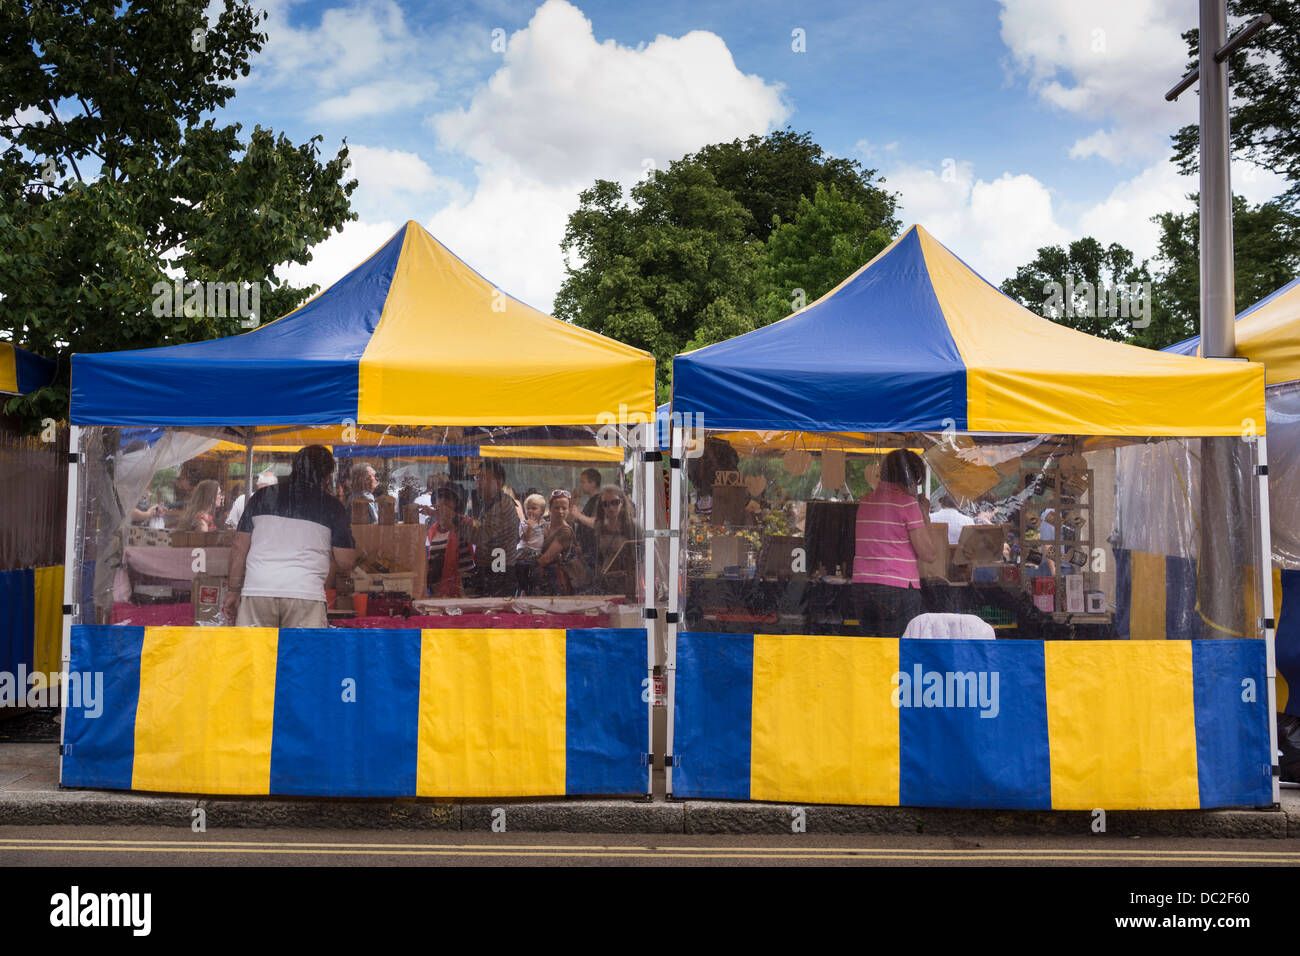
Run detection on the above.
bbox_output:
[930,493,975,546]
[225,469,278,529]
[224,446,356,628]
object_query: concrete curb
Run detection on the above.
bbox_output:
[1,789,1295,837]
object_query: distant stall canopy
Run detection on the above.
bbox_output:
[673,225,1265,437]
[1166,277,1300,386]
[1,342,56,396]
[72,221,655,428]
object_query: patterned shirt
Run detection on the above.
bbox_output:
[470,489,520,568]
[852,483,925,589]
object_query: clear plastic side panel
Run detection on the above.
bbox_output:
[1267,381,1300,570]
[78,424,643,629]
[0,421,68,572]
[679,429,1262,640]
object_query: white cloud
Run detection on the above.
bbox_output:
[433,0,789,189]
[280,218,404,296]
[421,0,790,311]
[313,79,438,121]
[343,144,467,222]
[997,0,1195,163]
[890,161,1069,282]
[426,171,578,312]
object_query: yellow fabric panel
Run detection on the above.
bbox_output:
[1230,283,1300,386]
[416,628,567,797]
[132,627,278,794]
[750,634,900,805]
[1130,551,1167,640]
[479,444,624,462]
[916,228,1268,436]
[359,222,655,425]
[1044,641,1199,809]
[32,566,63,676]
[0,343,16,394]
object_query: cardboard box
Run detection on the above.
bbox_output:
[352,570,416,595]
[127,525,173,547]
[171,530,236,549]
[191,575,228,626]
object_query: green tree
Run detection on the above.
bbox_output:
[1145,195,1300,349]
[1170,1,1300,207]
[999,238,1151,342]
[753,182,892,328]
[0,0,357,428]
[690,128,899,242]
[556,130,899,399]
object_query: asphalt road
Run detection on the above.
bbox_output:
[2,826,1297,866]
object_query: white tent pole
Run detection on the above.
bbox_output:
[1257,434,1280,804]
[640,420,656,798]
[58,424,81,784]
[666,422,684,799]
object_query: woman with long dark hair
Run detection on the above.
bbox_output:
[851,449,938,637]
[593,484,637,597]
[177,479,223,533]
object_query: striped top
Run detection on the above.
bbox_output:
[852,483,925,589]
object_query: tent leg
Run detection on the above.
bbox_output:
[1258,435,1280,804]
[58,425,81,785]
[665,423,684,799]
[640,421,657,799]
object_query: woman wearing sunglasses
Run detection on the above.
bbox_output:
[536,489,590,595]
[594,485,637,597]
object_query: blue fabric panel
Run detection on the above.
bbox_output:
[0,568,35,677]
[61,625,144,789]
[898,639,1051,809]
[13,345,56,394]
[565,628,649,795]
[673,633,753,799]
[269,628,421,797]
[673,230,967,431]
[1277,570,1300,718]
[71,228,406,425]
[1113,548,1132,639]
[1166,556,1203,639]
[1192,639,1273,807]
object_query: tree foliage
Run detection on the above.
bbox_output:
[1170,1,1300,207]
[556,129,899,399]
[999,238,1150,342]
[0,0,358,427]
[1146,195,1300,348]
[754,183,892,329]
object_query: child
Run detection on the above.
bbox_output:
[515,493,548,593]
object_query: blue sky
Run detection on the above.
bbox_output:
[214,0,1288,309]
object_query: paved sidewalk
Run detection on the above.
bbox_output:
[4,743,1298,836]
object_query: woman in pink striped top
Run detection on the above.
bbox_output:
[852,449,938,637]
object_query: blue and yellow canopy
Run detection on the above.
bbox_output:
[72,221,655,427]
[0,342,55,396]
[673,226,1265,437]
[1166,278,1300,386]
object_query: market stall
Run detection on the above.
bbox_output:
[0,342,63,699]
[665,225,1275,810]
[60,220,658,798]
[1166,278,1300,724]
